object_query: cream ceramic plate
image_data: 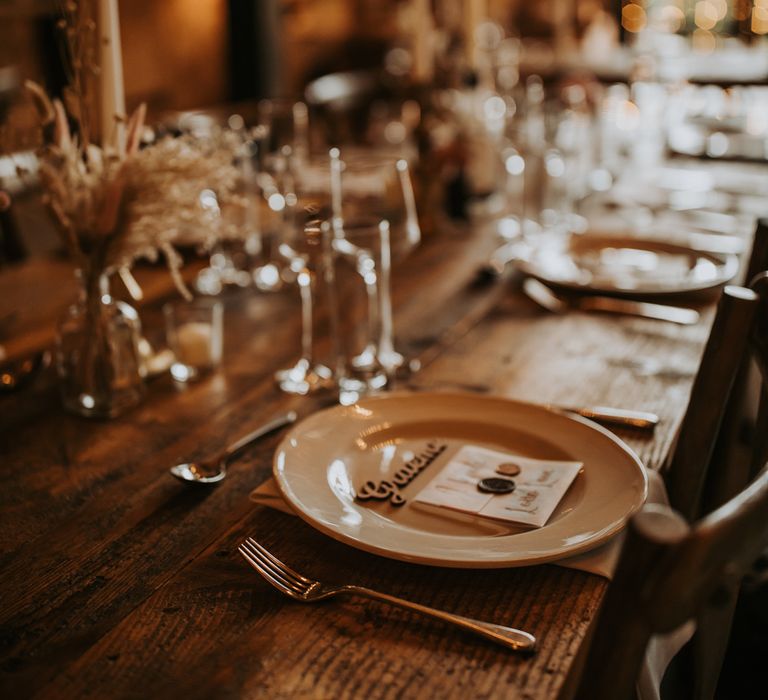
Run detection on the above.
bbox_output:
[273,393,647,568]
[516,235,738,297]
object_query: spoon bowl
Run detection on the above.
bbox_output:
[170,462,228,484]
[170,410,298,485]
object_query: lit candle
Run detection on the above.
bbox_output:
[464,0,487,71]
[98,0,126,152]
[412,0,435,83]
[176,322,215,368]
[552,0,577,60]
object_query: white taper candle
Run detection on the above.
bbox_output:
[98,0,126,152]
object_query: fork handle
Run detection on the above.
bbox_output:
[344,585,536,652]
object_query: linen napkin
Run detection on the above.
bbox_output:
[249,470,692,700]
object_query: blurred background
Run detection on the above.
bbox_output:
[1,0,766,118]
[2,0,768,259]
[1,7,767,685]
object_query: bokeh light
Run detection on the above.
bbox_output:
[694,1,719,30]
[622,3,647,33]
[754,5,768,34]
[693,27,717,52]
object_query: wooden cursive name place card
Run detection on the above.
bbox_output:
[355,442,448,506]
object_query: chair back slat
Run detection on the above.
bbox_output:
[665,286,759,521]
[704,274,768,512]
[577,272,768,700]
[745,218,768,283]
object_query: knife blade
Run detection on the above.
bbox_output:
[578,296,700,325]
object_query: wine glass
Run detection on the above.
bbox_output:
[272,156,351,395]
[332,218,390,403]
[251,100,311,291]
[334,150,421,371]
[274,219,337,395]
[258,99,310,167]
[274,216,389,400]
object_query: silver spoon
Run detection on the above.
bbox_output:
[170,410,298,484]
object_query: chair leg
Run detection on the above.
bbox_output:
[693,596,739,700]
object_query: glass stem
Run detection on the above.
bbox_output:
[359,252,380,363]
[297,268,314,368]
[376,222,399,367]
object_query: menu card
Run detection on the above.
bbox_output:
[413,445,583,528]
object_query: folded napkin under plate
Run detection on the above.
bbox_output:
[249,470,692,700]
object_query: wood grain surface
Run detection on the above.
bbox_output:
[0,215,741,699]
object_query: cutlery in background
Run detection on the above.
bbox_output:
[555,404,658,430]
[523,278,700,326]
[170,411,298,484]
[405,382,658,430]
[684,231,745,255]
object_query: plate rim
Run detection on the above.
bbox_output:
[273,392,649,568]
[516,234,739,297]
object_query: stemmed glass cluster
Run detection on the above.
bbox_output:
[273,143,421,400]
[177,98,422,400]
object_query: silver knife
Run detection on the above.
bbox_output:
[577,295,700,325]
[523,278,700,326]
[558,405,658,430]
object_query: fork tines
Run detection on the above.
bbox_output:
[238,538,312,599]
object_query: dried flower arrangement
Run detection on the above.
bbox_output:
[23,1,246,299]
[13,0,248,416]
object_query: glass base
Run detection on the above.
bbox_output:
[338,371,388,405]
[378,348,405,372]
[275,360,335,395]
[61,386,145,419]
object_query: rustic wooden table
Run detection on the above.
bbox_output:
[0,216,741,699]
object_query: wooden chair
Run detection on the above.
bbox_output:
[702,217,768,508]
[575,462,768,700]
[575,277,768,700]
[664,284,761,521]
[747,270,768,477]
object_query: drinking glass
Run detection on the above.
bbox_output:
[270,148,335,293]
[250,101,311,291]
[258,99,310,166]
[274,220,338,395]
[209,139,264,291]
[332,218,390,403]
[337,150,421,259]
[335,151,421,370]
[500,78,589,243]
[275,217,391,401]
[194,133,265,296]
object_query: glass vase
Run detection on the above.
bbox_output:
[55,271,145,418]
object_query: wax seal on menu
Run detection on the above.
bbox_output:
[477,477,516,494]
[496,462,521,477]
